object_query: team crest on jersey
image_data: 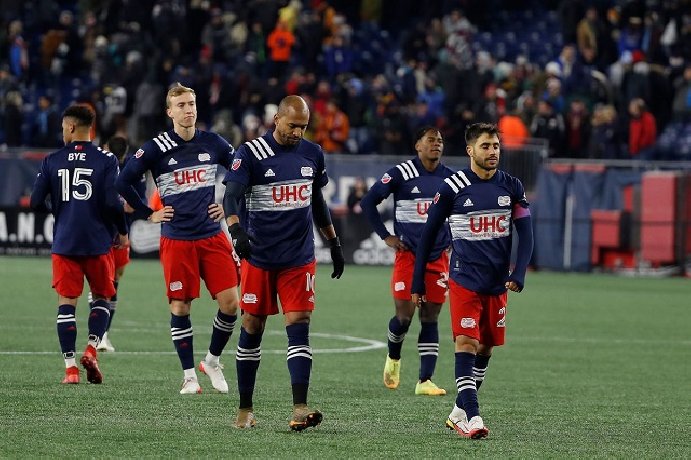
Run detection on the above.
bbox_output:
[433,192,440,204]
[134,149,144,158]
[198,153,211,162]
[381,173,392,184]
[301,167,314,177]
[232,158,242,170]
[498,195,511,206]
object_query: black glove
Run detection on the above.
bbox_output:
[229,223,252,260]
[328,236,344,279]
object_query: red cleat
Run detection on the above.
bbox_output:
[80,346,103,384]
[61,366,80,384]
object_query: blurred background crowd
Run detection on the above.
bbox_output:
[1,0,689,159]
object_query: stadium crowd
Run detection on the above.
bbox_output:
[1,0,689,159]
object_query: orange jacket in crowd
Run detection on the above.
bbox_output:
[266,22,295,62]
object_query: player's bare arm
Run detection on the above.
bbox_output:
[384,235,409,251]
[149,205,174,223]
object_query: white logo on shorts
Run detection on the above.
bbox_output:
[498,307,506,315]
[169,281,183,291]
[496,318,505,327]
[460,317,476,328]
[394,281,406,292]
[242,293,257,304]
[308,295,315,303]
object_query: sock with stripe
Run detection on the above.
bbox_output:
[418,321,439,382]
[455,351,480,419]
[387,316,410,360]
[206,310,237,365]
[106,280,118,332]
[474,354,491,390]
[171,314,194,371]
[236,327,262,409]
[286,323,312,405]
[57,304,77,368]
[87,299,111,348]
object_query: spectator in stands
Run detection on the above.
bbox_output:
[671,64,691,121]
[4,90,22,146]
[564,98,591,158]
[31,95,61,148]
[627,98,657,156]
[314,99,350,153]
[589,104,622,159]
[323,34,354,80]
[530,99,565,157]
[7,20,28,81]
[498,105,529,149]
[266,20,295,80]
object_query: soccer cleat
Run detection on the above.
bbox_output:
[80,346,103,384]
[234,408,257,429]
[179,377,202,394]
[96,332,115,352]
[289,405,323,431]
[415,380,447,396]
[446,406,469,437]
[467,415,490,439]
[61,366,80,384]
[198,360,228,394]
[383,356,400,389]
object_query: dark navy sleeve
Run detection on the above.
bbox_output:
[314,145,328,188]
[222,144,251,186]
[116,145,154,219]
[30,158,51,212]
[360,167,400,240]
[214,133,235,171]
[104,156,128,235]
[411,185,454,294]
[312,185,333,228]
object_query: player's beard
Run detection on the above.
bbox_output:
[474,156,498,172]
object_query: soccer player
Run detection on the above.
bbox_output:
[116,83,238,395]
[222,95,345,431]
[411,123,533,439]
[359,126,454,396]
[30,104,129,385]
[89,136,146,352]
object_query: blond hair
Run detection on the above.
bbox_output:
[166,82,196,108]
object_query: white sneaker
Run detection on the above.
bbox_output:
[179,377,202,394]
[96,332,115,352]
[199,360,228,393]
[467,415,489,439]
[445,406,469,436]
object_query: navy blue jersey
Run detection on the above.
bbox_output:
[425,168,529,294]
[31,141,126,256]
[120,154,147,226]
[361,157,454,261]
[117,129,233,240]
[223,131,328,269]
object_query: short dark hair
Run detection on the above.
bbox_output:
[414,126,440,143]
[107,136,129,161]
[465,122,499,145]
[62,104,95,128]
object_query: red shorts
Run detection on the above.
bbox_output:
[449,279,507,346]
[391,250,448,304]
[240,260,316,316]
[52,253,115,299]
[111,246,130,270]
[160,233,239,301]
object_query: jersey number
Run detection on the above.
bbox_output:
[57,168,94,201]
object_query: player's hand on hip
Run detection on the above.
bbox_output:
[228,223,252,260]
[328,236,344,279]
[208,203,224,222]
[384,235,408,251]
[150,206,174,223]
[115,233,129,249]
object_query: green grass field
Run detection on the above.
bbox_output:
[0,257,689,458]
